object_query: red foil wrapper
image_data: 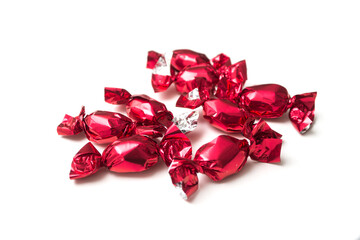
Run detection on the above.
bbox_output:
[193,135,249,181]
[239,84,290,118]
[57,106,136,144]
[104,88,173,126]
[212,53,231,70]
[126,94,173,126]
[159,123,192,167]
[215,60,247,102]
[69,142,102,179]
[151,74,172,93]
[289,92,317,133]
[176,78,211,109]
[168,158,199,200]
[105,87,132,104]
[248,119,282,163]
[102,135,159,173]
[239,84,317,133]
[83,110,135,144]
[135,124,166,138]
[203,99,255,133]
[175,63,218,94]
[170,49,210,77]
[57,106,85,136]
[146,50,163,70]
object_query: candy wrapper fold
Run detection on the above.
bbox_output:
[69,142,102,179]
[159,124,192,167]
[168,157,199,200]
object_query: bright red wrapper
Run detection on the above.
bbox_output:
[193,135,249,181]
[239,84,317,133]
[170,49,210,77]
[57,106,136,144]
[168,157,199,200]
[202,98,255,133]
[69,142,102,180]
[159,123,192,167]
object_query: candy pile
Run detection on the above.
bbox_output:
[57,49,317,200]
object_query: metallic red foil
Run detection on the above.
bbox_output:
[215,60,247,102]
[82,110,135,144]
[170,49,210,77]
[176,79,211,109]
[105,87,132,104]
[70,142,102,179]
[175,63,219,94]
[146,50,163,69]
[193,135,249,181]
[151,74,172,93]
[239,84,291,118]
[102,135,159,172]
[203,99,255,133]
[168,158,199,200]
[159,123,192,167]
[248,119,282,163]
[126,94,173,126]
[212,53,231,70]
[289,92,317,133]
[57,106,85,136]
[135,124,166,138]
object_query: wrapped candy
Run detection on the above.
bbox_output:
[202,98,255,133]
[57,106,136,144]
[174,63,218,94]
[239,84,317,133]
[104,87,173,127]
[69,135,159,179]
[170,49,210,77]
[193,135,249,181]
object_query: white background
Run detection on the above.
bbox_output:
[1,1,359,239]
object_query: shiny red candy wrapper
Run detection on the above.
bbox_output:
[83,110,135,144]
[105,87,132,104]
[58,49,317,200]
[203,99,254,133]
[151,74,172,93]
[159,123,192,167]
[170,49,210,77]
[248,119,282,163]
[240,84,317,133]
[126,94,173,126]
[102,135,159,173]
[194,135,249,181]
[70,142,102,179]
[289,92,317,133]
[175,63,218,94]
[168,158,199,200]
[57,106,136,144]
[146,51,163,70]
